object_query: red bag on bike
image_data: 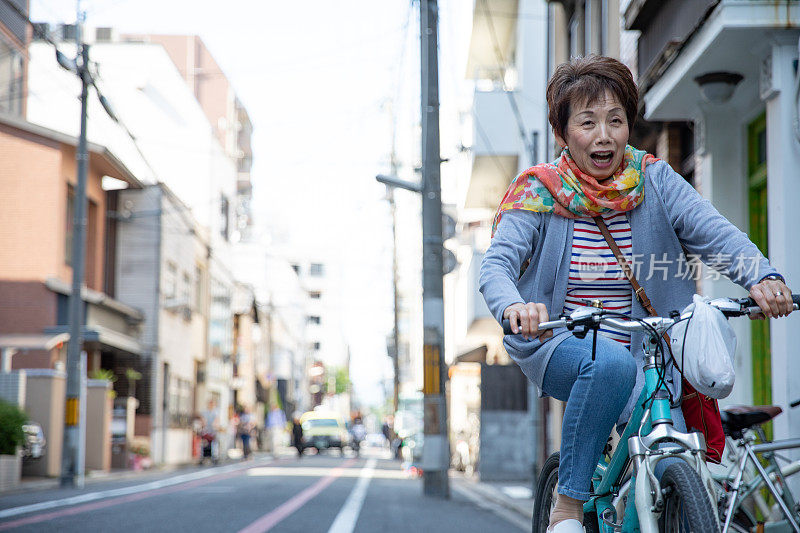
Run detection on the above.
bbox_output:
[594,217,726,464]
[680,380,725,463]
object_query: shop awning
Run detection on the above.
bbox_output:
[0,333,70,352]
[44,326,143,356]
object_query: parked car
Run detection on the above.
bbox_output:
[299,411,350,454]
[21,422,45,461]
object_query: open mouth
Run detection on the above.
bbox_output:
[590,151,614,166]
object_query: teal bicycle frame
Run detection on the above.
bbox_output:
[582,333,714,533]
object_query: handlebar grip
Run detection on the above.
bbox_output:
[737,294,799,308]
[791,398,800,409]
[501,319,513,335]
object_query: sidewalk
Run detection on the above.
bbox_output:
[11,449,276,496]
[451,472,534,526]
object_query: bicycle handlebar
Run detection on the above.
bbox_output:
[501,294,799,336]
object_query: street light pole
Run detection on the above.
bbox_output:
[61,5,89,488]
[419,0,449,498]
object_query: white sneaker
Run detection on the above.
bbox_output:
[546,519,584,533]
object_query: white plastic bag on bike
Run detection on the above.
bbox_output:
[670,294,737,399]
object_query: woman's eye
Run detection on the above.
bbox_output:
[582,121,593,127]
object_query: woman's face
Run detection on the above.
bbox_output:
[554,90,630,180]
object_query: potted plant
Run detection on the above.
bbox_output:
[89,368,117,399]
[128,437,151,471]
[0,400,27,491]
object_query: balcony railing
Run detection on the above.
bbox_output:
[625,0,720,88]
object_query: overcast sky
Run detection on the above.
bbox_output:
[30,0,473,407]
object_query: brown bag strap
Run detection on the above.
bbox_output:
[593,216,658,316]
[593,216,673,350]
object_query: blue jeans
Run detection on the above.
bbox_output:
[543,333,689,500]
[542,333,636,500]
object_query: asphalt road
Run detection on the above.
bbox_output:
[0,448,526,532]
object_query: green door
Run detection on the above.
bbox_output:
[748,113,771,426]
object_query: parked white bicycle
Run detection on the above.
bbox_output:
[714,400,800,532]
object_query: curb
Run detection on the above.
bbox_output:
[451,476,534,521]
[11,451,275,496]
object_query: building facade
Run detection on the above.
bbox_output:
[628,0,800,475]
[0,112,143,475]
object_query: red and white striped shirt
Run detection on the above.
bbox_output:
[562,212,633,348]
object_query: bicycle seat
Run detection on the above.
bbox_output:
[721,405,782,436]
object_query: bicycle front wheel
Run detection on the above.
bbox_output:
[659,462,719,532]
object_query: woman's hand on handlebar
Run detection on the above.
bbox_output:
[749,278,794,319]
[503,302,553,341]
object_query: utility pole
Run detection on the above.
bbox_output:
[61,2,89,488]
[57,1,120,487]
[375,0,449,498]
[387,186,400,414]
[418,0,449,498]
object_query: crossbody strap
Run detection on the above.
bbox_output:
[593,215,680,402]
[593,216,658,317]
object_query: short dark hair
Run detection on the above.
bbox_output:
[546,55,638,140]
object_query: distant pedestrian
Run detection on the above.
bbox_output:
[238,406,255,459]
[199,399,220,464]
[267,405,287,452]
[381,416,393,448]
[291,416,304,458]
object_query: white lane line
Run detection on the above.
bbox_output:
[326,458,377,533]
[0,462,249,519]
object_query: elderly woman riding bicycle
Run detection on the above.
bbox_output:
[480,55,793,533]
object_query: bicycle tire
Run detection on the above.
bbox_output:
[531,452,599,533]
[659,462,720,532]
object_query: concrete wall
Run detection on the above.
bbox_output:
[22,370,65,477]
[0,371,25,406]
[164,428,192,465]
[479,410,535,481]
[85,380,112,472]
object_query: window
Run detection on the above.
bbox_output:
[313,342,321,350]
[0,37,24,116]
[308,316,321,325]
[220,194,230,241]
[181,271,192,304]
[291,263,300,275]
[164,262,177,300]
[168,377,193,428]
[309,263,324,277]
[309,291,321,299]
[194,266,204,311]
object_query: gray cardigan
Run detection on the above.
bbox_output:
[479,160,779,423]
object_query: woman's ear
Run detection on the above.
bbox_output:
[554,133,566,149]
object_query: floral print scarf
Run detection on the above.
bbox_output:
[491,145,659,236]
